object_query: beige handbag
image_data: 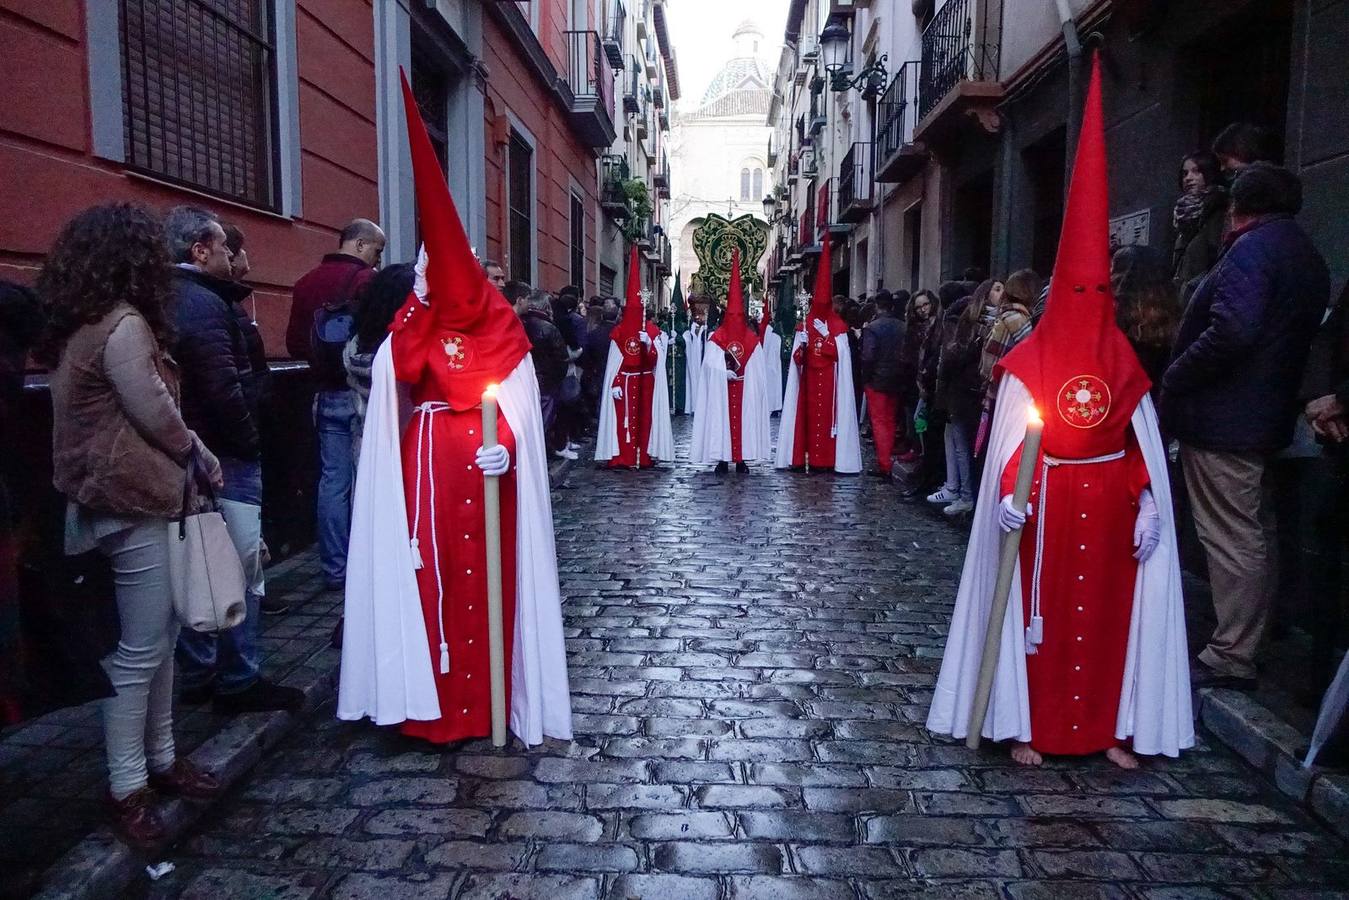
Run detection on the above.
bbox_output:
[167,454,247,633]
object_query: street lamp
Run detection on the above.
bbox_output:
[819,19,851,74]
[820,19,888,98]
[762,194,777,221]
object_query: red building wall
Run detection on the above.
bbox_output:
[480,7,600,296]
[0,0,380,359]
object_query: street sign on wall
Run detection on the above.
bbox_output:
[1109,208,1151,250]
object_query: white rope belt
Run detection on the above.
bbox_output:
[618,370,654,446]
[410,401,452,674]
[1027,448,1127,655]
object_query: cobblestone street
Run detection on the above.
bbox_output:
[137,421,1348,899]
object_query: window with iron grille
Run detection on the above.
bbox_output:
[508,131,534,284]
[569,191,585,292]
[120,0,279,209]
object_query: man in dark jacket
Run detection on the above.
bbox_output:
[860,291,904,477]
[166,206,303,714]
[1163,164,1330,690]
[286,218,384,589]
[521,290,571,457]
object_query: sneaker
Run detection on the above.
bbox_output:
[565,441,582,451]
[213,678,305,714]
[261,594,290,616]
[554,448,579,460]
[926,488,960,504]
[942,498,974,516]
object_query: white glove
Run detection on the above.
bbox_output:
[724,369,740,381]
[812,318,830,338]
[1133,488,1161,561]
[996,495,1033,533]
[413,244,429,302]
[611,386,623,400]
[475,444,510,476]
[639,332,652,347]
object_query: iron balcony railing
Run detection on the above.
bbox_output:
[601,0,626,68]
[564,31,612,109]
[601,154,630,216]
[624,54,641,113]
[837,141,874,221]
[918,0,1002,120]
[876,61,921,163]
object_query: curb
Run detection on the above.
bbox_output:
[1197,687,1349,841]
[32,647,341,900]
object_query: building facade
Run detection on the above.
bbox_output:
[667,20,775,300]
[764,0,1347,304]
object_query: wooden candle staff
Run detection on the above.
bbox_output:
[966,405,1044,749]
[481,384,508,749]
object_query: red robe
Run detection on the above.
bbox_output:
[726,349,746,462]
[1002,434,1150,756]
[608,324,660,469]
[791,326,840,469]
[397,387,519,744]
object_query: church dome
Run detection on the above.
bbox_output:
[696,20,771,109]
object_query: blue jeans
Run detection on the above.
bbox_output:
[177,488,263,694]
[315,389,356,583]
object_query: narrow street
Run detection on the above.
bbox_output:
[137,421,1347,899]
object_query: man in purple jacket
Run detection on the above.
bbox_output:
[287,219,385,590]
[1163,164,1330,691]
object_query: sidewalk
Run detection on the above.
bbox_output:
[0,451,580,900]
[0,550,341,899]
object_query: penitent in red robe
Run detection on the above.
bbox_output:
[725,349,746,461]
[1002,434,1150,756]
[391,307,518,745]
[608,323,661,469]
[791,325,839,469]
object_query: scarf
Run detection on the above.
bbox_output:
[1172,186,1224,233]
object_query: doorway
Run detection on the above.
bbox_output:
[1024,126,1066,278]
[952,172,994,280]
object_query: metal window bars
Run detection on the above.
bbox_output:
[917,0,1002,120]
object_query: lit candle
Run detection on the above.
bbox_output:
[481,384,508,749]
[966,405,1044,749]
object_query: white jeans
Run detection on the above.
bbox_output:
[98,519,179,799]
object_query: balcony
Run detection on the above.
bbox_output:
[623,55,641,114]
[600,0,626,68]
[635,0,649,40]
[837,142,874,223]
[829,0,858,16]
[601,154,631,218]
[563,31,617,149]
[636,219,655,251]
[914,0,1003,145]
[652,152,670,197]
[657,236,672,275]
[645,43,658,78]
[874,61,926,183]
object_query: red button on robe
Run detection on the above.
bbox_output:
[398,384,518,744]
[1002,435,1150,756]
[608,327,660,469]
[791,327,840,469]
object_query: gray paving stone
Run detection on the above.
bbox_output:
[908,848,1024,878]
[363,808,493,838]
[348,777,459,806]
[328,872,459,900]
[652,840,786,874]
[291,837,418,871]
[628,811,735,840]
[500,811,605,841]
[694,784,799,808]
[607,874,720,900]
[537,843,642,872]
[459,874,601,900]
[423,839,530,870]
[468,779,584,810]
[865,815,989,846]
[1030,849,1143,880]
[738,811,855,842]
[178,869,319,900]
[802,787,914,813]
[793,844,906,875]
[586,783,688,809]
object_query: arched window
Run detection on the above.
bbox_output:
[739,168,751,201]
[752,168,764,200]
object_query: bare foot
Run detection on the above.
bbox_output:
[1105,746,1140,770]
[1010,742,1043,766]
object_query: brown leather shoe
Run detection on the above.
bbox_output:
[107,787,166,848]
[148,759,222,800]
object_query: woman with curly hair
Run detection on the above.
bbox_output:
[1111,244,1181,398]
[42,202,223,848]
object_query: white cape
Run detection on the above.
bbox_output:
[925,374,1193,757]
[773,329,862,473]
[761,327,784,413]
[681,325,704,415]
[338,342,573,746]
[689,343,772,464]
[594,335,675,463]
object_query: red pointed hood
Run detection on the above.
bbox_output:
[611,245,650,343]
[711,249,759,363]
[391,69,530,410]
[757,294,773,338]
[807,236,848,336]
[997,54,1149,458]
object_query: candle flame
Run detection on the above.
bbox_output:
[1028,405,1042,425]
[483,384,499,400]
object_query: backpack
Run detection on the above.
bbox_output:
[308,268,362,383]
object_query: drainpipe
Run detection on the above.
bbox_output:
[1055,0,1084,191]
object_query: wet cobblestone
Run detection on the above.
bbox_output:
[135,420,1349,898]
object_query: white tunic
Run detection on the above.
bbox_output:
[773,329,863,473]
